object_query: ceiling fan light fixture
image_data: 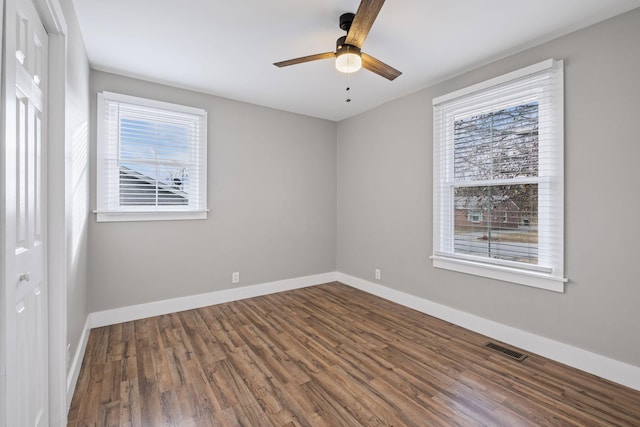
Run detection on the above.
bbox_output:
[335,45,362,74]
[273,1,402,81]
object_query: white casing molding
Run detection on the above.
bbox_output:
[337,272,640,392]
[2,1,67,426]
[88,272,338,328]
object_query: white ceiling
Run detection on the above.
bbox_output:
[72,0,639,121]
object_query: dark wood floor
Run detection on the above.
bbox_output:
[68,282,640,426]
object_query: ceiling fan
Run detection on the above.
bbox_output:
[273,0,402,81]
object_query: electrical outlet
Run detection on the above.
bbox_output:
[375,269,381,280]
[232,272,240,284]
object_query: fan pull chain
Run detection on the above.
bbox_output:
[346,72,351,103]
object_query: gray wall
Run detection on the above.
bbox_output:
[337,9,640,367]
[88,71,337,311]
[60,0,90,373]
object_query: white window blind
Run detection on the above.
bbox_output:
[432,59,566,291]
[96,92,207,222]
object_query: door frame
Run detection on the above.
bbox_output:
[1,0,68,426]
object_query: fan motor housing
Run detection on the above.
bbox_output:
[336,36,360,56]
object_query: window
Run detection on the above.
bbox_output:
[432,59,566,291]
[96,92,207,222]
[469,211,483,223]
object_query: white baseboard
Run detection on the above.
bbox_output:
[337,272,640,392]
[89,272,338,328]
[65,272,337,407]
[67,316,91,409]
[76,270,639,393]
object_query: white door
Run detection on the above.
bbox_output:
[5,0,49,424]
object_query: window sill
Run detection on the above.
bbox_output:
[95,210,208,223]
[431,254,567,292]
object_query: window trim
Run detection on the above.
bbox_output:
[95,91,208,222]
[430,254,566,292]
[432,59,567,292]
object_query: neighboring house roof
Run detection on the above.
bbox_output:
[119,166,188,205]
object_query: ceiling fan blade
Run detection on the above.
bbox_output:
[274,52,335,68]
[345,0,386,48]
[361,53,402,81]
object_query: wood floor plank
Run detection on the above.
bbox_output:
[118,376,141,427]
[182,359,230,425]
[68,282,640,426]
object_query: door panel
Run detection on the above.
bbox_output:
[16,94,28,248]
[9,0,49,425]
